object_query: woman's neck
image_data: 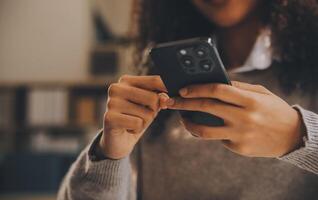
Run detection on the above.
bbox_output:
[217,14,263,70]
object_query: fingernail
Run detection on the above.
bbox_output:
[158,93,169,108]
[160,105,168,110]
[158,93,169,99]
[179,88,188,96]
[166,98,175,106]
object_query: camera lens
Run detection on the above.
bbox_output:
[199,60,213,71]
[179,49,188,55]
[181,56,194,68]
[195,46,208,58]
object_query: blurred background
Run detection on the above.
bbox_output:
[0,0,134,199]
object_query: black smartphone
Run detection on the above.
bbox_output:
[149,37,231,126]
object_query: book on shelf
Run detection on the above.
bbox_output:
[29,130,81,154]
[74,97,97,127]
[0,91,15,129]
[27,88,68,126]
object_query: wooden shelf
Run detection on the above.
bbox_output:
[0,124,100,133]
[0,77,116,89]
[0,194,55,200]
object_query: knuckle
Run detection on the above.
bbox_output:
[144,112,155,123]
[252,113,262,124]
[246,97,259,109]
[152,75,161,84]
[108,83,120,97]
[245,113,254,122]
[149,93,159,109]
[237,145,252,156]
[255,84,269,92]
[118,75,132,83]
[200,99,211,110]
[151,93,160,103]
[150,110,157,119]
[244,112,259,123]
[104,112,112,123]
[106,98,118,110]
[141,109,153,121]
[134,118,144,130]
[231,81,240,87]
[255,84,265,90]
[210,84,224,94]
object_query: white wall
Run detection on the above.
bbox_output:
[94,0,133,37]
[0,0,93,83]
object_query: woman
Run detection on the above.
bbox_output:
[58,0,318,199]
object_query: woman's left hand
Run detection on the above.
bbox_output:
[165,81,305,158]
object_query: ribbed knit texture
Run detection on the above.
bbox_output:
[57,133,131,200]
[84,152,129,187]
[279,105,318,175]
[84,132,130,188]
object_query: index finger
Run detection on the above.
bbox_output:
[119,75,167,92]
[231,81,272,95]
[180,83,252,107]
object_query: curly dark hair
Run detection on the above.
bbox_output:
[130,0,318,139]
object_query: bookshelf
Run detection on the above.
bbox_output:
[0,80,110,194]
[0,194,55,200]
[0,0,136,197]
[0,42,134,196]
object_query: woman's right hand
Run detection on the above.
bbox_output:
[99,75,168,159]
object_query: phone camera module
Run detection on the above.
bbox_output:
[199,60,214,71]
[181,56,194,68]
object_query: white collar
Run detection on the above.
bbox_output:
[230,28,273,73]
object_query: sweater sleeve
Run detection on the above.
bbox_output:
[279,105,318,175]
[57,132,135,200]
